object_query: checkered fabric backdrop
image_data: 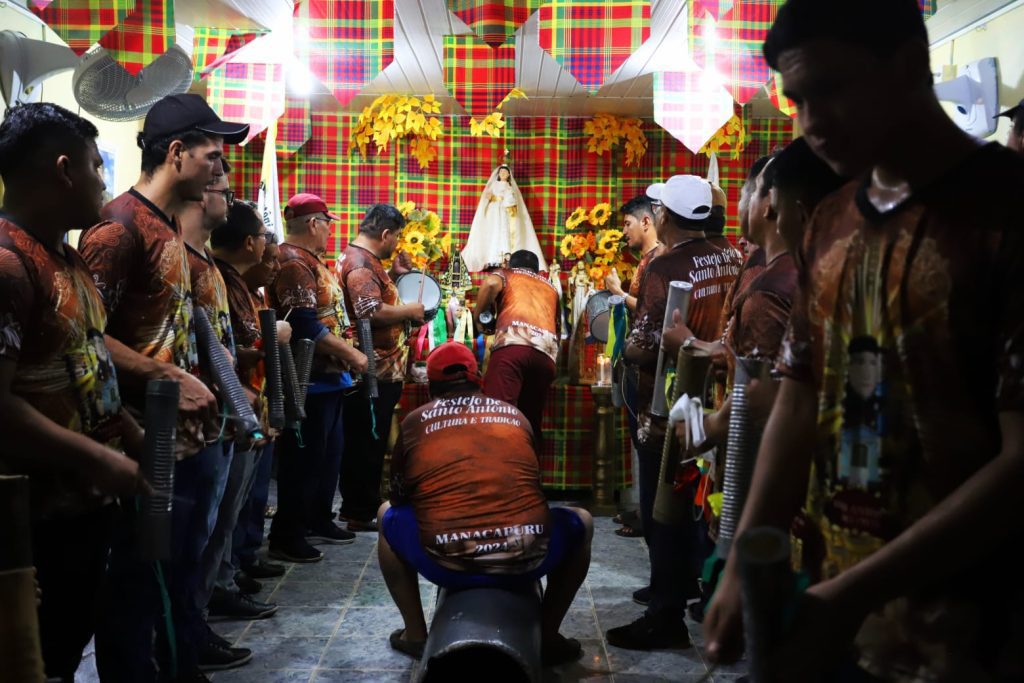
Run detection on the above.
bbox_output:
[653,70,736,154]
[293,0,395,109]
[447,0,542,48]
[206,62,285,143]
[538,0,650,93]
[192,28,265,76]
[278,95,313,154]
[443,35,516,117]
[224,113,793,259]
[689,0,782,105]
[97,0,174,75]
[32,0,135,56]
[919,0,937,19]
[396,382,632,489]
[767,71,797,119]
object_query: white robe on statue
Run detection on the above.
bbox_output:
[461,166,547,273]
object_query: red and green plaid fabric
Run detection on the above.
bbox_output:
[293,0,395,109]
[919,0,936,18]
[689,0,783,105]
[206,62,285,144]
[538,0,650,93]
[224,113,793,264]
[277,95,312,156]
[192,27,265,77]
[32,0,135,56]
[395,382,633,489]
[97,0,174,75]
[443,35,515,118]
[692,0,733,20]
[767,71,797,118]
[447,0,542,48]
[653,70,735,154]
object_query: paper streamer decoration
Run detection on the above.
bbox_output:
[98,0,175,75]
[206,61,285,143]
[692,0,734,20]
[767,71,797,118]
[31,0,135,56]
[689,0,782,105]
[447,0,542,48]
[278,96,312,155]
[192,28,265,76]
[653,70,734,154]
[443,35,515,117]
[293,0,395,109]
[538,0,650,93]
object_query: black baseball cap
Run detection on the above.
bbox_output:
[141,94,249,145]
[996,98,1024,121]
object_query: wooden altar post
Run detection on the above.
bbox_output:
[589,385,618,515]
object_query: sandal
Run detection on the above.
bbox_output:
[541,634,583,666]
[614,525,643,538]
[341,517,379,532]
[613,510,640,526]
[389,628,426,659]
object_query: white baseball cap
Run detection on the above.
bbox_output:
[646,175,713,221]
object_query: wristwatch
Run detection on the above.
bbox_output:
[682,336,697,351]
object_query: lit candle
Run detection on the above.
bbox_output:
[596,354,611,386]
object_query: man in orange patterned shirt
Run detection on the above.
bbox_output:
[475,250,561,447]
[337,204,425,531]
[267,193,368,563]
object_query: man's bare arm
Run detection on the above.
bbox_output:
[315,333,369,374]
[371,302,425,327]
[473,275,503,326]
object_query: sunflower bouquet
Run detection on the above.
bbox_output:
[385,202,452,270]
[558,202,631,284]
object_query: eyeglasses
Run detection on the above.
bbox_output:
[262,231,279,244]
[205,188,235,206]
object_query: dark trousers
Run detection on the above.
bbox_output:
[483,345,556,449]
[96,444,226,681]
[31,504,116,682]
[636,436,710,623]
[339,381,404,522]
[269,389,345,544]
[234,439,275,568]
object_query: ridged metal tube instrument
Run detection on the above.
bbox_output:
[651,281,693,418]
[258,309,285,430]
[716,358,769,559]
[737,526,793,682]
[294,338,315,413]
[195,306,262,438]
[138,378,178,562]
[280,341,305,429]
[0,475,45,682]
[356,318,378,399]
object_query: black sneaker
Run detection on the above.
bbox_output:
[541,634,583,666]
[606,615,691,651]
[208,588,279,620]
[306,523,356,545]
[176,672,212,682]
[268,539,324,563]
[632,586,651,606]
[234,572,262,595]
[197,639,253,672]
[242,559,286,578]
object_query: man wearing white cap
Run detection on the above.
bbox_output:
[607,174,738,650]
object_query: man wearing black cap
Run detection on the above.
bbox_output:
[705,2,1024,680]
[81,93,249,682]
[997,98,1024,154]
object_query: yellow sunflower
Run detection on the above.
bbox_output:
[403,229,427,255]
[565,207,587,230]
[439,232,452,255]
[397,201,416,217]
[425,212,442,237]
[560,234,575,258]
[589,203,612,226]
[597,229,623,255]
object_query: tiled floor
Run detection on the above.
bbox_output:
[78,512,748,682]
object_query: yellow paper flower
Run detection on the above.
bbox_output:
[560,234,575,258]
[596,229,623,255]
[425,212,441,237]
[439,232,452,255]
[397,201,416,217]
[565,207,587,230]
[589,266,605,281]
[497,88,528,111]
[589,203,612,226]
[584,114,647,167]
[349,94,445,168]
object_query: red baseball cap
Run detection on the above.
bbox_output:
[285,193,339,221]
[426,342,481,384]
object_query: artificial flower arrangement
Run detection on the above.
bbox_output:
[469,88,528,138]
[699,113,747,160]
[385,201,452,271]
[583,113,648,167]
[350,94,444,169]
[559,203,635,284]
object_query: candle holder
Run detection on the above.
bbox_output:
[595,354,612,386]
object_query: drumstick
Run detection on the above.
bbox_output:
[416,267,426,305]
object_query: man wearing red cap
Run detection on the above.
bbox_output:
[267,192,368,563]
[376,341,593,666]
[80,93,250,681]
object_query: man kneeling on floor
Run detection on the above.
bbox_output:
[378,341,593,666]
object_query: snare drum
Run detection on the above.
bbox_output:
[396,272,443,321]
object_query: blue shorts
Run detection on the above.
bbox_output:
[381,505,585,590]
